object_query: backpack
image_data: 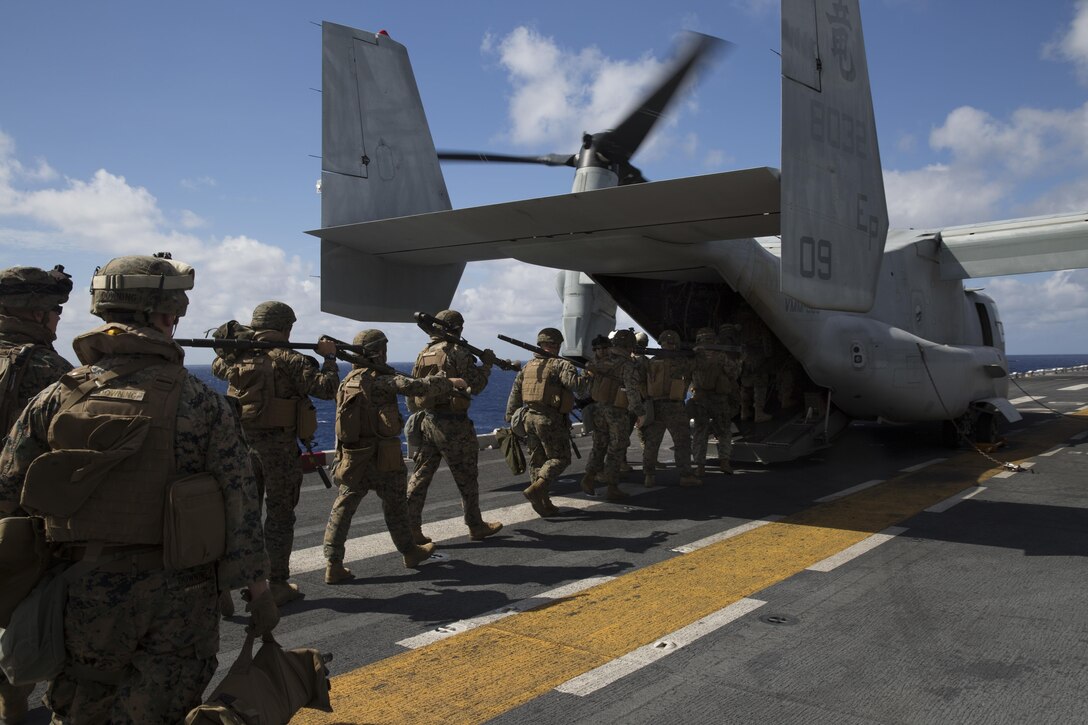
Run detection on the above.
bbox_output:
[0,344,35,434]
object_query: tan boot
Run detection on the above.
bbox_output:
[411,529,432,545]
[270,579,303,605]
[468,521,503,540]
[679,473,703,487]
[403,543,436,568]
[606,483,628,501]
[218,590,235,618]
[523,479,550,517]
[643,472,656,488]
[324,562,354,584]
[543,496,561,516]
[580,472,597,495]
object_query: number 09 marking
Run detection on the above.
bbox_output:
[799,237,832,279]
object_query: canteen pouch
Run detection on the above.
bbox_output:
[0,516,52,629]
[164,473,226,570]
[296,398,318,441]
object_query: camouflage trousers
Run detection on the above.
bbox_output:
[524,408,572,494]
[639,399,692,475]
[324,453,414,562]
[246,429,302,582]
[45,565,219,724]
[407,413,484,529]
[690,394,738,465]
[584,404,631,485]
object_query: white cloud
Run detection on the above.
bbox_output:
[485,26,700,162]
[179,209,206,229]
[884,163,1009,228]
[180,175,217,190]
[1044,0,1088,83]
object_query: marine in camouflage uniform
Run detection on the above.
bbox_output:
[581,329,645,501]
[323,329,465,584]
[504,328,588,518]
[406,309,503,543]
[639,329,699,487]
[0,254,273,725]
[212,301,339,605]
[689,326,743,477]
[0,266,73,725]
[738,308,774,424]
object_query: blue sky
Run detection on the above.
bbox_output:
[2,0,1087,363]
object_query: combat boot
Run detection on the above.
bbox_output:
[468,521,503,540]
[325,562,354,584]
[218,590,235,618]
[269,579,303,605]
[679,472,703,487]
[606,483,628,501]
[542,496,561,516]
[523,479,550,517]
[411,529,432,545]
[580,472,597,495]
[403,543,436,568]
[643,472,656,488]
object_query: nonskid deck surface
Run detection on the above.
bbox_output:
[21,373,1088,724]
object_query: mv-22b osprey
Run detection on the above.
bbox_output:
[310,0,1088,463]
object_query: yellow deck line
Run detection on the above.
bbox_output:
[295,415,1087,724]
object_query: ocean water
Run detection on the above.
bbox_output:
[191,354,1088,451]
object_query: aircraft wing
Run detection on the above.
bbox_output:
[937,212,1088,280]
[309,167,781,274]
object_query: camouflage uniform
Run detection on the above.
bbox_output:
[582,331,644,500]
[0,257,267,725]
[639,331,694,485]
[212,311,338,591]
[505,332,587,516]
[738,312,774,422]
[689,328,743,476]
[324,334,454,576]
[406,322,500,539]
[0,315,73,435]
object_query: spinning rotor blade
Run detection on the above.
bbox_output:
[437,151,577,167]
[595,32,729,164]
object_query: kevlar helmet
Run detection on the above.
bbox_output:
[611,329,635,350]
[0,265,72,312]
[536,327,563,345]
[634,331,648,348]
[658,329,680,349]
[89,253,194,319]
[435,309,464,331]
[717,324,741,346]
[591,334,611,350]
[695,327,716,345]
[353,329,388,349]
[250,301,296,331]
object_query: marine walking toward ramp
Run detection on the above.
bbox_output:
[406,310,503,543]
[212,300,340,606]
[323,329,467,583]
[640,329,699,487]
[0,253,274,724]
[504,327,589,518]
[690,326,743,477]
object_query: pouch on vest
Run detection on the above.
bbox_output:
[164,473,226,570]
[296,398,318,441]
[0,516,52,629]
[20,413,152,517]
[334,442,372,488]
[183,632,333,725]
[375,439,404,473]
[495,428,526,475]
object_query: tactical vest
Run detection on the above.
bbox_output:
[223,352,310,433]
[0,344,35,434]
[693,354,740,396]
[647,358,688,401]
[23,362,186,545]
[410,342,468,413]
[590,360,626,408]
[336,368,402,444]
[521,358,574,414]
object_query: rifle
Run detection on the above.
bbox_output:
[414,312,520,372]
[642,344,744,357]
[176,335,400,376]
[497,334,591,371]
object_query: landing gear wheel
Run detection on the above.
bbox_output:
[973,411,999,444]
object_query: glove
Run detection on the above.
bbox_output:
[245,589,280,637]
[480,349,497,366]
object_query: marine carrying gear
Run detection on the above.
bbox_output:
[0,265,72,311]
[335,368,404,474]
[536,327,563,345]
[410,341,469,413]
[0,344,35,434]
[647,358,688,401]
